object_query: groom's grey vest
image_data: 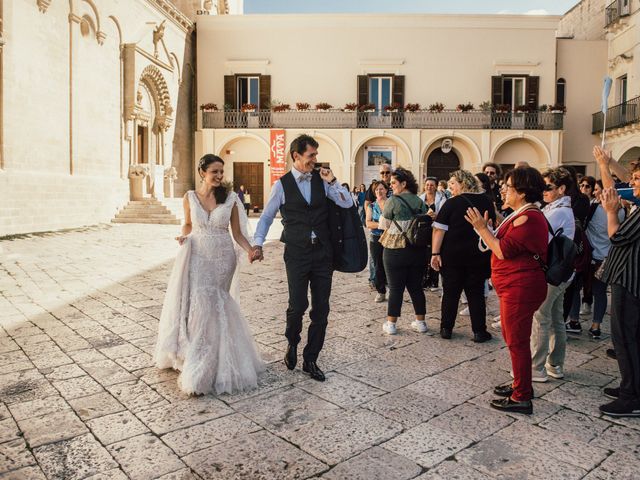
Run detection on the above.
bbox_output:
[279,170,330,248]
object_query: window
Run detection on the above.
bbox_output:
[556,78,566,106]
[237,76,260,109]
[492,75,538,110]
[502,77,526,109]
[618,75,627,104]
[369,76,392,111]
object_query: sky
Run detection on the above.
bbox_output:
[244,0,579,15]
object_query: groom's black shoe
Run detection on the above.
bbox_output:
[284,344,297,370]
[302,361,325,382]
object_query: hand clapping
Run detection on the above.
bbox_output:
[601,187,620,214]
[464,207,489,231]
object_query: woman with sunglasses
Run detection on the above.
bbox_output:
[465,167,548,414]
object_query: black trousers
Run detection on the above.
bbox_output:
[284,241,333,362]
[369,235,386,294]
[441,265,487,333]
[383,247,427,318]
[611,284,640,402]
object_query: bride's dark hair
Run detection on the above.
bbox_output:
[198,154,229,204]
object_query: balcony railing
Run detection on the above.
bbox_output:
[202,110,564,130]
[605,0,630,27]
[592,96,640,133]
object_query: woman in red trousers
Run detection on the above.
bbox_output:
[465,167,548,415]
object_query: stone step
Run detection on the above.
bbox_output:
[112,217,181,225]
[117,206,173,213]
[114,212,177,219]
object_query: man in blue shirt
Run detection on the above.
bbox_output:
[253,135,352,381]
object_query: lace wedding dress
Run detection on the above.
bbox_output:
[154,190,265,395]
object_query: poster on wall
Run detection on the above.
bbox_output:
[362,146,395,187]
[270,130,286,185]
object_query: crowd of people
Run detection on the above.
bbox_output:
[354,149,640,417]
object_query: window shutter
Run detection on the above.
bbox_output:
[357,75,369,106]
[392,75,405,106]
[224,75,235,109]
[491,76,503,106]
[527,76,539,108]
[259,75,271,110]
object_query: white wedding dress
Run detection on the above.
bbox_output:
[154,190,265,395]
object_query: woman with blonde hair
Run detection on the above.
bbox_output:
[431,170,496,342]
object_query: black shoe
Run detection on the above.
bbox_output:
[589,327,601,339]
[490,397,533,415]
[284,344,297,370]
[302,361,325,382]
[473,331,492,343]
[606,348,617,360]
[599,398,640,417]
[603,387,620,399]
[565,321,582,334]
[493,384,535,398]
[440,327,452,339]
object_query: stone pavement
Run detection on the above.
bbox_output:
[0,224,639,480]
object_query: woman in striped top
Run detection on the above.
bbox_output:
[598,161,640,418]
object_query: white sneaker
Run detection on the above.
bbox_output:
[375,293,386,303]
[579,303,592,315]
[491,320,502,330]
[545,364,564,379]
[429,287,440,292]
[382,321,397,335]
[411,320,428,333]
[459,307,470,316]
[532,369,549,383]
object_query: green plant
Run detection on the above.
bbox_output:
[315,102,333,110]
[428,102,445,112]
[404,103,421,112]
[539,104,549,112]
[479,101,492,112]
[456,102,474,112]
[550,103,566,113]
[296,102,310,111]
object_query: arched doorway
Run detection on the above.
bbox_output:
[426,148,460,181]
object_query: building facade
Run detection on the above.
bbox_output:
[194,13,605,209]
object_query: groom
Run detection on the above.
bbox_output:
[253,134,353,381]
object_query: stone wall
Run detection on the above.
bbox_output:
[558,0,608,40]
[0,0,194,236]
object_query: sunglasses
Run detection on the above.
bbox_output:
[580,184,592,188]
[379,171,391,175]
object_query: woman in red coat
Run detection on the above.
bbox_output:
[465,167,548,415]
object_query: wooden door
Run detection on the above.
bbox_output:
[233,162,264,210]
[426,148,460,182]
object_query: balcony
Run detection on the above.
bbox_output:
[202,110,564,130]
[592,96,640,133]
[605,0,630,27]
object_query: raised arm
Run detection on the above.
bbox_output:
[594,146,631,189]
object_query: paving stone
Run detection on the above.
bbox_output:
[591,425,640,455]
[467,389,563,424]
[183,429,327,479]
[69,391,126,421]
[42,363,87,381]
[34,433,118,480]
[583,450,640,479]
[87,411,149,445]
[134,397,233,435]
[154,469,198,480]
[382,422,472,468]
[363,387,453,428]
[0,369,57,404]
[107,434,185,480]
[415,460,492,479]
[218,362,308,403]
[1,465,48,479]
[106,380,168,413]
[114,353,153,372]
[320,446,421,480]
[235,385,343,433]
[496,421,609,470]
[426,402,513,442]
[53,375,104,400]
[85,469,129,479]
[136,367,179,386]
[336,356,434,391]
[99,343,144,360]
[68,348,108,364]
[457,435,587,479]
[81,359,137,386]
[406,373,486,405]
[0,438,36,474]
[18,409,88,448]
[542,382,606,416]
[30,351,73,370]
[161,413,262,456]
[539,408,611,442]
[0,417,20,444]
[8,394,69,421]
[443,359,513,389]
[284,408,403,465]
[297,372,386,408]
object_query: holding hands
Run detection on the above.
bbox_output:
[249,246,264,263]
[175,235,188,246]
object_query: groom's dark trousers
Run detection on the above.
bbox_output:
[279,170,332,363]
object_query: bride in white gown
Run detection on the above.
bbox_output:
[154,154,265,395]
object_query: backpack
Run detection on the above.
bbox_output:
[534,221,577,286]
[572,219,592,273]
[392,195,433,248]
[328,199,368,273]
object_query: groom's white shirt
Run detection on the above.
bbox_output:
[253,166,353,247]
